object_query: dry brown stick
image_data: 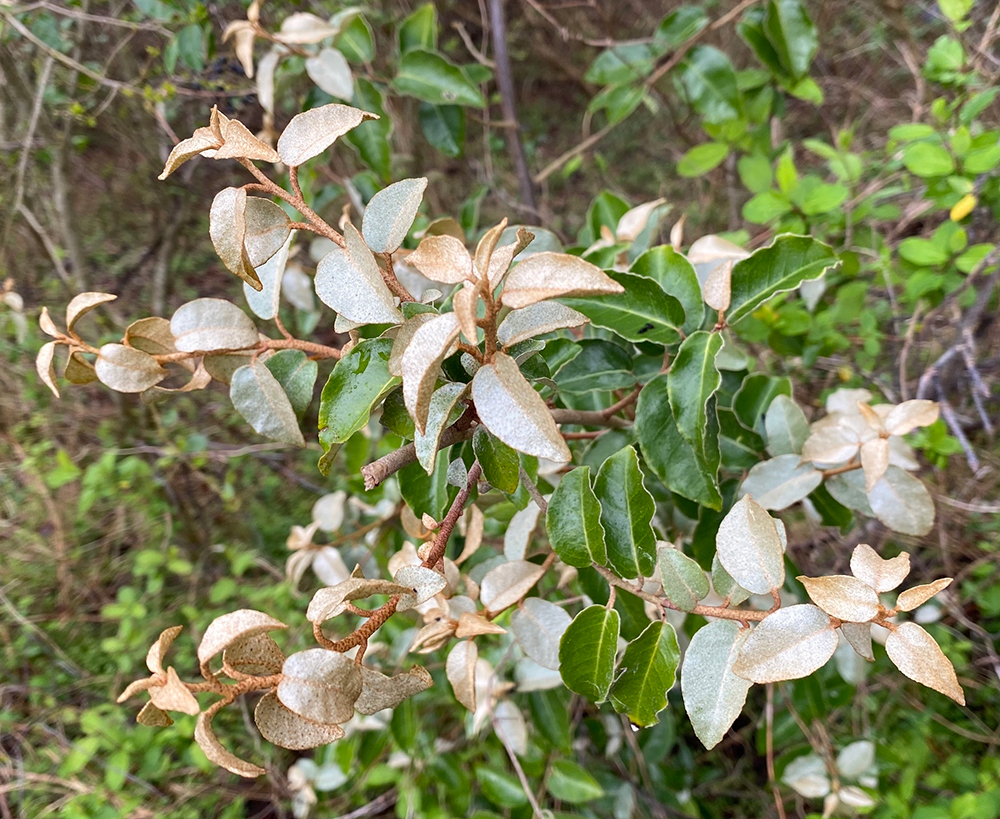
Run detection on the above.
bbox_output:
[361,425,478,490]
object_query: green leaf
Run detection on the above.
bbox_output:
[584,44,655,86]
[546,466,607,568]
[594,447,656,579]
[680,46,741,124]
[176,24,205,72]
[476,766,527,808]
[738,11,784,76]
[562,271,684,346]
[764,393,809,456]
[473,427,520,494]
[668,331,723,463]
[554,339,635,393]
[902,142,955,178]
[529,690,572,752]
[636,374,722,510]
[399,452,452,520]
[264,349,318,419]
[677,142,730,177]
[586,191,630,241]
[345,78,392,182]
[419,103,465,158]
[742,191,792,224]
[559,605,620,702]
[629,245,705,334]
[898,237,949,266]
[610,621,680,727]
[656,7,708,50]
[335,15,375,63]
[231,361,305,447]
[733,373,792,433]
[763,0,818,80]
[727,235,839,325]
[318,338,399,454]
[658,546,710,611]
[588,83,646,125]
[546,759,605,803]
[738,154,773,194]
[393,49,486,107]
[399,3,437,53]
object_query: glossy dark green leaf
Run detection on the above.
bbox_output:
[399,2,437,53]
[559,605,620,702]
[630,245,705,333]
[553,339,635,393]
[473,427,519,494]
[529,689,573,752]
[318,338,399,454]
[393,49,486,107]
[680,46,741,124]
[584,43,655,86]
[586,191,630,241]
[636,374,722,510]
[610,621,680,727]
[668,331,723,462]
[546,759,605,803]
[546,466,607,568]
[335,14,375,63]
[264,349,318,419]
[738,10,784,76]
[399,451,452,520]
[476,766,527,808]
[658,546,710,611]
[594,446,656,579]
[656,6,708,50]
[345,78,392,181]
[732,373,792,433]
[562,271,684,346]
[727,235,839,325]
[763,0,818,80]
[419,103,465,157]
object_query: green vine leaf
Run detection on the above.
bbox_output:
[593,446,656,580]
[610,621,680,727]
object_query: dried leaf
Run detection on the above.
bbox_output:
[797,575,880,622]
[867,466,935,536]
[401,312,460,433]
[125,317,176,355]
[896,578,952,612]
[480,560,545,616]
[388,311,436,377]
[732,604,838,683]
[393,565,448,610]
[149,667,200,715]
[117,677,156,703]
[315,223,403,326]
[801,421,863,465]
[452,282,479,344]
[254,690,345,749]
[362,177,428,254]
[501,252,624,309]
[446,640,478,711]
[354,665,434,714]
[215,119,280,163]
[616,198,667,243]
[884,622,965,704]
[456,505,484,565]
[456,612,507,638]
[474,219,508,280]
[229,25,257,79]
[146,625,184,674]
[681,620,752,749]
[687,234,750,284]
[275,12,342,44]
[407,234,474,284]
[39,307,60,337]
[496,301,588,349]
[277,104,376,167]
[277,648,363,723]
[158,126,222,180]
[209,187,261,290]
[715,495,785,595]
[35,341,59,397]
[197,609,288,666]
[488,229,534,287]
[94,344,168,393]
[195,710,265,777]
[840,622,874,661]
[510,597,571,670]
[849,544,910,592]
[136,702,173,727]
[305,47,354,99]
[306,578,415,623]
[66,292,116,333]
[884,399,939,436]
[243,198,291,268]
[230,360,306,447]
[781,754,830,799]
[223,632,285,676]
[471,352,571,462]
[860,437,890,492]
[703,260,732,312]
[64,350,97,385]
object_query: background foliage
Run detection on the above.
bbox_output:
[2,1,1000,818]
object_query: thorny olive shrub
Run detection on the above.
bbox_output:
[36,95,963,817]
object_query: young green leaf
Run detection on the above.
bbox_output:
[658,545,709,611]
[545,466,607,568]
[318,338,398,450]
[473,427,520,493]
[546,759,605,803]
[681,620,753,749]
[629,245,704,334]
[392,49,486,107]
[594,446,657,579]
[264,349,317,419]
[559,605,620,702]
[610,621,680,726]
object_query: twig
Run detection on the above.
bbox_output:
[550,408,630,429]
[518,465,548,512]
[766,685,787,819]
[937,391,980,472]
[422,462,483,568]
[361,425,477,490]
